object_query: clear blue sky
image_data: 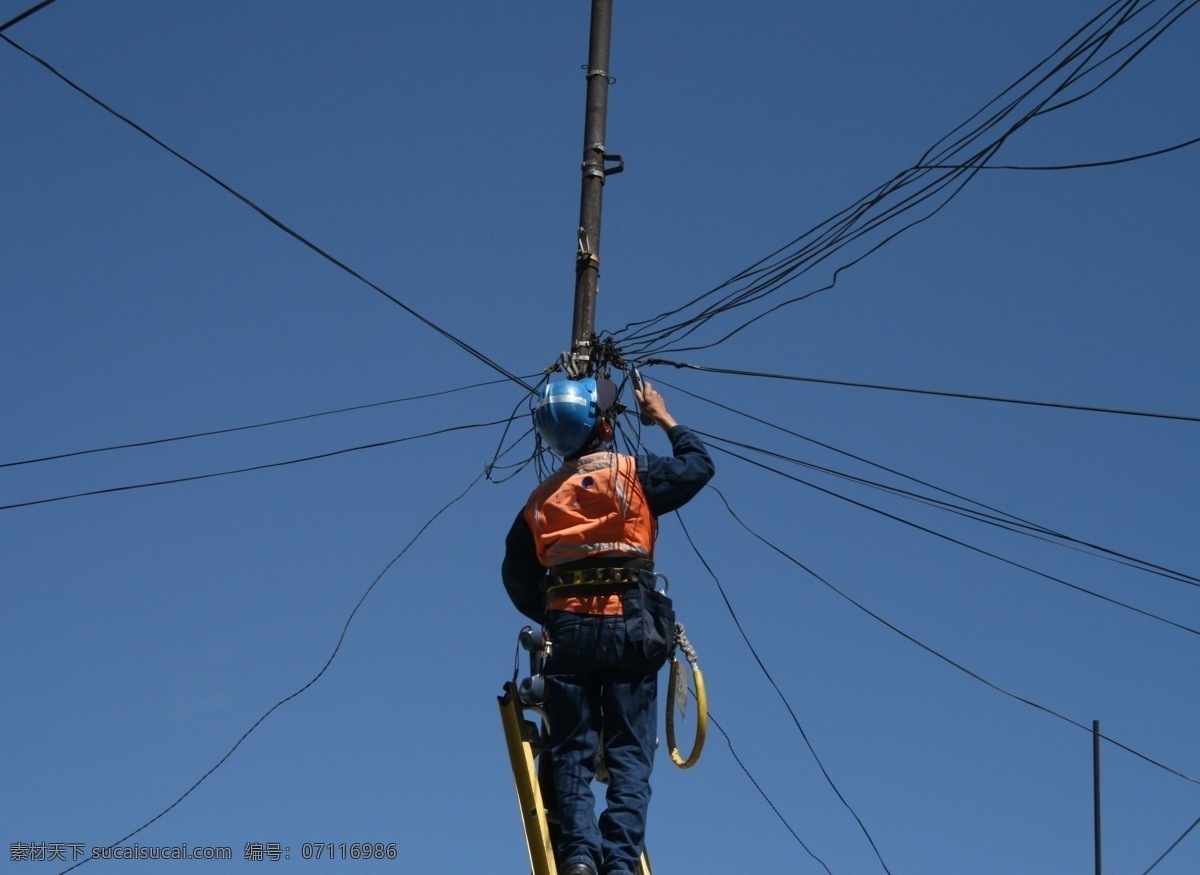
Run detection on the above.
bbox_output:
[3,2,1197,874]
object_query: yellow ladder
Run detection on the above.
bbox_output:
[499,681,652,875]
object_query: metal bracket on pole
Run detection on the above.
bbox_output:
[577,227,598,267]
[566,338,593,380]
[582,144,625,183]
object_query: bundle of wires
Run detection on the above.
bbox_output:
[603,0,1199,359]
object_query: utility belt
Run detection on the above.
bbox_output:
[542,561,675,672]
[544,561,653,598]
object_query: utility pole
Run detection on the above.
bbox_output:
[568,0,622,378]
[1093,720,1103,875]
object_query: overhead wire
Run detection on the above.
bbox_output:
[1034,0,1199,116]
[704,708,834,875]
[637,370,1198,855]
[485,382,546,484]
[915,0,1139,166]
[0,0,59,33]
[607,171,942,352]
[615,161,986,356]
[677,511,890,874]
[0,417,514,512]
[0,376,540,470]
[702,434,1200,638]
[610,144,996,352]
[0,33,536,395]
[481,427,538,483]
[603,0,1197,358]
[709,421,1200,588]
[707,486,1200,787]
[643,359,1200,425]
[653,374,1200,588]
[1140,813,1200,874]
[917,133,1200,170]
[655,376,1051,526]
[53,468,487,875]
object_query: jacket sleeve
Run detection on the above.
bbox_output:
[501,510,548,624]
[640,425,715,517]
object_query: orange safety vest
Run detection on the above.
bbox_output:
[524,450,656,569]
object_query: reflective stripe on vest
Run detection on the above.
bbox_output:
[524,451,656,568]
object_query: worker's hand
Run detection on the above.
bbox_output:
[634,381,678,430]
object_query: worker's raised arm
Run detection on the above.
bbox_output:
[635,382,715,516]
[634,380,677,431]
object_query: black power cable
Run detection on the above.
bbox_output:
[1140,813,1200,874]
[703,435,1200,638]
[654,374,1200,588]
[1,376,539,470]
[677,511,883,875]
[707,486,1200,787]
[0,33,535,395]
[0,417,513,512]
[0,0,58,33]
[704,707,834,875]
[645,359,1200,425]
[53,470,485,875]
[605,1,1197,359]
[917,133,1200,170]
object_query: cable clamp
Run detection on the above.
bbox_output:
[581,145,624,181]
[577,228,600,270]
[565,341,592,379]
[582,64,617,84]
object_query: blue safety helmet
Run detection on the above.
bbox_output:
[533,377,619,457]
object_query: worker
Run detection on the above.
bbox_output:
[502,376,714,875]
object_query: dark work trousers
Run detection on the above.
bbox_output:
[544,610,657,875]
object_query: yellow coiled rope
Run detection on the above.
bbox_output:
[666,623,707,768]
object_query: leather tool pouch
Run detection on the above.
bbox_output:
[623,583,675,671]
